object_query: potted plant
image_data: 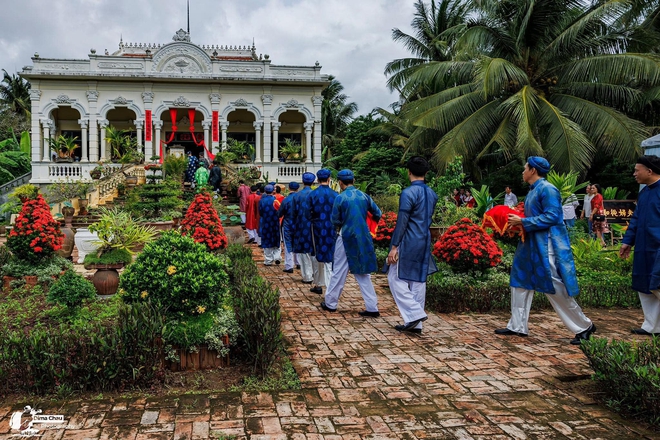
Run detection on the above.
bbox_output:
[84,208,158,295]
[116,181,126,196]
[90,162,104,179]
[49,135,80,162]
[226,139,254,163]
[281,139,303,163]
[76,180,93,215]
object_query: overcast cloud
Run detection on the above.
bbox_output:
[0,0,415,114]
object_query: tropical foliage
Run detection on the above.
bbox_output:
[387,0,660,175]
[321,75,358,160]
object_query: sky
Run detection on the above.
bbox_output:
[0,0,417,115]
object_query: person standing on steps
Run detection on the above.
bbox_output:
[292,172,316,284]
[495,156,596,345]
[386,157,438,334]
[619,155,660,337]
[237,180,251,225]
[258,184,282,266]
[304,169,338,295]
[278,182,299,273]
[321,169,382,317]
[245,185,261,245]
[208,161,222,195]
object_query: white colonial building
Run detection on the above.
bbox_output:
[21,29,329,184]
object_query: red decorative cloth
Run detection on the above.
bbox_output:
[482,204,526,241]
[366,211,378,238]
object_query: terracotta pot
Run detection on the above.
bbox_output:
[86,263,124,295]
[56,226,76,259]
[429,226,447,243]
[62,206,75,228]
[90,170,102,179]
[3,275,39,291]
[143,221,174,231]
[125,175,138,187]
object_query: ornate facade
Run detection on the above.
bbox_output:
[21,29,329,183]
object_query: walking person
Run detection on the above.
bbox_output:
[208,162,222,194]
[258,184,282,265]
[580,184,594,234]
[386,157,438,333]
[321,169,382,316]
[562,193,579,229]
[304,169,338,295]
[495,157,596,345]
[590,184,610,247]
[504,186,518,208]
[292,172,316,284]
[245,185,261,245]
[185,150,198,185]
[237,180,251,225]
[619,156,660,336]
[278,182,299,273]
[194,162,209,189]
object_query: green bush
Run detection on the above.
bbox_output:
[47,270,96,308]
[371,194,400,213]
[83,248,133,265]
[0,301,164,394]
[2,255,72,279]
[234,277,282,377]
[163,305,239,356]
[581,337,660,426]
[119,232,230,317]
[0,245,11,268]
[225,244,258,286]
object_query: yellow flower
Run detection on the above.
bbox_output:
[196,305,206,314]
[167,265,177,275]
[117,288,126,296]
[141,291,149,299]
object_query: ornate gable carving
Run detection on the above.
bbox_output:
[233,98,249,107]
[151,42,212,74]
[55,94,72,104]
[172,96,191,107]
[284,99,300,108]
[113,96,128,105]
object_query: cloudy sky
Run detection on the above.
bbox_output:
[0,0,416,114]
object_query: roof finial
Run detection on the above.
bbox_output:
[187,0,190,34]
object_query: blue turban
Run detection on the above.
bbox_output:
[264,184,274,194]
[527,156,551,175]
[337,169,354,181]
[302,172,316,185]
[316,169,331,180]
[269,181,276,186]
[288,181,300,190]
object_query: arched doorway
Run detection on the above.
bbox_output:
[160,109,206,158]
[106,107,138,162]
[49,106,82,161]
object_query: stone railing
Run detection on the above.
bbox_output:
[89,164,144,206]
[0,172,32,195]
[232,162,320,182]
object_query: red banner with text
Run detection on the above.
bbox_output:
[212,111,219,142]
[145,110,152,142]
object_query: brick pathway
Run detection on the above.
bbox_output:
[0,251,658,439]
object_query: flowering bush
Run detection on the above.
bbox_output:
[373,211,397,248]
[119,231,230,317]
[180,191,228,251]
[432,218,503,273]
[7,195,64,263]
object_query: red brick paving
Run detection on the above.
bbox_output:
[1,244,658,439]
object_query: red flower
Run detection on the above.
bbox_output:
[432,218,502,273]
[6,194,64,263]
[373,211,398,248]
[180,191,228,251]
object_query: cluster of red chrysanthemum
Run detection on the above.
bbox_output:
[432,217,502,273]
[373,211,398,248]
[180,192,228,250]
[7,195,64,263]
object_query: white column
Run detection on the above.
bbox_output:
[142,89,154,160]
[202,121,211,156]
[272,122,281,163]
[313,120,322,164]
[87,89,100,163]
[30,89,42,163]
[40,119,50,162]
[154,121,163,158]
[78,119,89,162]
[220,121,229,150]
[304,122,313,163]
[261,93,273,163]
[134,120,144,153]
[253,121,262,163]
[99,119,109,160]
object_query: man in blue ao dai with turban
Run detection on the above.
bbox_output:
[258,184,282,265]
[496,157,596,345]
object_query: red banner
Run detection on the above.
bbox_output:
[145,110,152,141]
[212,111,219,142]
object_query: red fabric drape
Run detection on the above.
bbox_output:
[158,108,179,164]
[187,109,215,161]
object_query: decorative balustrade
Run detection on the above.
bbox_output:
[277,164,309,178]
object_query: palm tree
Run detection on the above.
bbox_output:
[400,0,660,174]
[384,0,472,100]
[321,75,358,159]
[0,70,31,118]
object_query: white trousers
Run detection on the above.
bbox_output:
[297,253,315,282]
[247,229,260,245]
[263,247,282,265]
[240,214,246,224]
[388,261,427,329]
[639,291,660,333]
[507,240,592,335]
[313,261,333,287]
[284,247,295,270]
[324,236,378,312]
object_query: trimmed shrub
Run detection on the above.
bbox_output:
[119,232,230,318]
[581,337,660,426]
[47,270,96,308]
[180,191,228,251]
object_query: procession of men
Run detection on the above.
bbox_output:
[244,155,660,342]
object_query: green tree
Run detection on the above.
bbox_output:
[321,75,358,161]
[399,0,660,174]
[0,69,31,118]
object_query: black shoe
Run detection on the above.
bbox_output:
[570,323,597,345]
[631,328,658,336]
[310,287,323,295]
[275,260,281,265]
[494,328,528,337]
[247,238,255,244]
[283,268,294,273]
[296,264,301,269]
[394,324,422,334]
[358,310,380,318]
[302,280,313,284]
[320,301,336,312]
